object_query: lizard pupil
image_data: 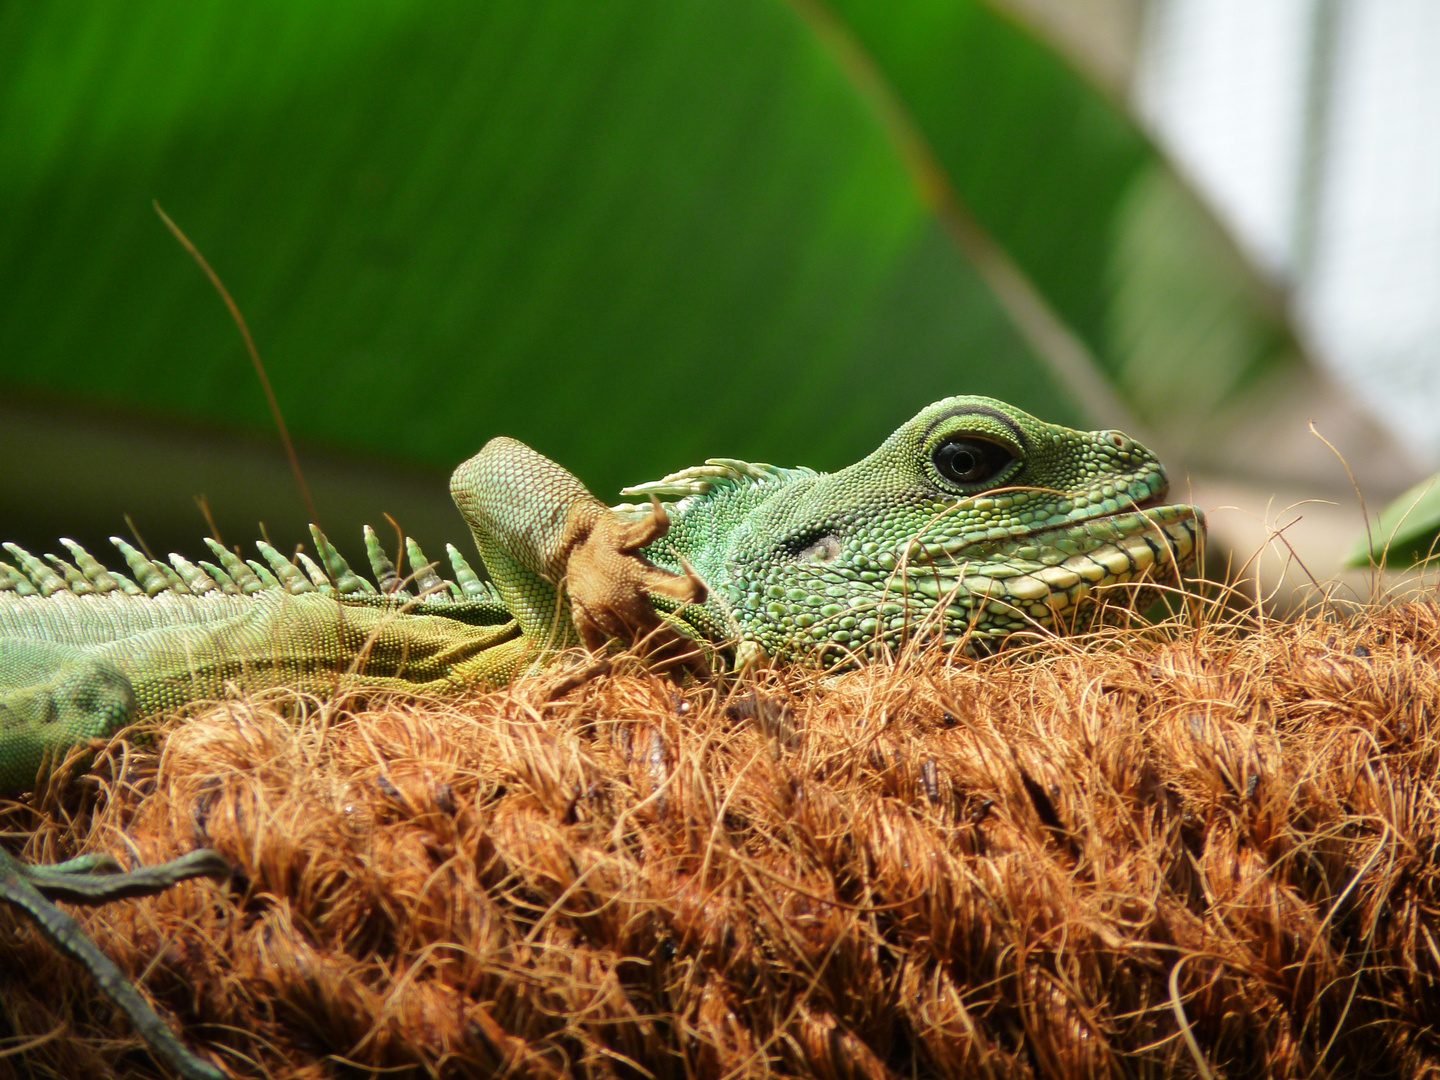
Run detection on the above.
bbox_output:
[933,437,1014,486]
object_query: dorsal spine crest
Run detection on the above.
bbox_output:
[0,527,503,612]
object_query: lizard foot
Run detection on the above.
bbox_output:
[563,496,711,676]
[0,846,232,1079]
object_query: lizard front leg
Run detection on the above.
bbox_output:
[449,438,708,672]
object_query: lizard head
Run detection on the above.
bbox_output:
[645,396,1205,665]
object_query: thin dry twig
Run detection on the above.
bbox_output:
[153,200,319,527]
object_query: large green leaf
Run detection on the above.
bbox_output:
[0,0,1305,565]
[813,0,1300,434]
[1347,473,1440,569]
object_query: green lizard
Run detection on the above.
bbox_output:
[0,396,1202,1077]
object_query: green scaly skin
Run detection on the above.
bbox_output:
[0,396,1203,1078]
[631,396,1201,663]
[453,394,1203,668]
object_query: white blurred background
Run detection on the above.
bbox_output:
[1006,0,1440,591]
[1137,0,1440,468]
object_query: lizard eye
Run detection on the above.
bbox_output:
[932,437,1015,487]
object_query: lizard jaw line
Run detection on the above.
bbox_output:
[913,502,1204,566]
[795,512,1204,664]
[901,511,1204,616]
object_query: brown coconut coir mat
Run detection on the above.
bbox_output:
[2,600,1440,1079]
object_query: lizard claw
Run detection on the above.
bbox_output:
[608,495,678,553]
[562,497,710,676]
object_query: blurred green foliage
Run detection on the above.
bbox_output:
[1349,474,1440,570]
[0,0,1303,560]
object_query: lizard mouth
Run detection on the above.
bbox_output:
[792,502,1205,663]
[899,501,1206,631]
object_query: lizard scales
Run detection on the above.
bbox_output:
[2,395,1203,791]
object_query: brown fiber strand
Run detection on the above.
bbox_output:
[152,201,320,529]
[4,595,1440,1078]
